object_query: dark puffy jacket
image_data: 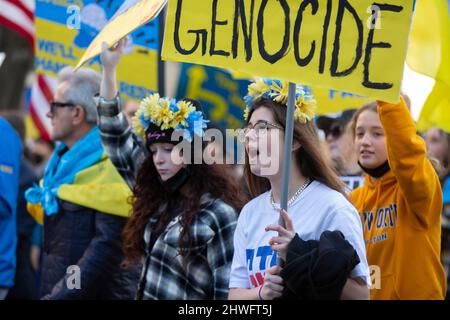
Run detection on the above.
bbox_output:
[280,231,360,300]
[40,200,140,300]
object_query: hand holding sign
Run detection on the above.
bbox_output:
[100,38,129,100]
[266,209,296,262]
[101,38,129,71]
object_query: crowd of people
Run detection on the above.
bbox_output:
[1,38,449,300]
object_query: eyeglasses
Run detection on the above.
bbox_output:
[49,101,76,114]
[237,120,283,143]
[325,124,343,139]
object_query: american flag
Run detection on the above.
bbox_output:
[29,74,57,142]
[0,0,35,48]
[0,0,56,141]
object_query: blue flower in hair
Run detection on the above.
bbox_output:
[179,110,209,142]
[169,99,179,113]
[139,113,151,131]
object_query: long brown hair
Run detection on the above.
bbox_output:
[244,99,346,198]
[123,148,248,263]
[349,101,445,178]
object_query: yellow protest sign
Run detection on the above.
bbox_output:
[162,0,414,103]
[312,88,374,114]
[75,0,167,70]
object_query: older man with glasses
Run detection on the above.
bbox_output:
[25,66,140,299]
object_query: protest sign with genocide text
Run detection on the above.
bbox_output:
[162,0,414,103]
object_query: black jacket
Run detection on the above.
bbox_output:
[280,231,360,300]
[40,200,140,299]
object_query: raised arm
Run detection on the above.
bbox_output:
[97,38,147,188]
[378,97,443,227]
[100,40,122,100]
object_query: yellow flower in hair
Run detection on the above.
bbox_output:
[155,99,174,130]
[294,96,317,124]
[173,100,195,127]
[248,78,271,98]
[270,80,289,105]
[294,108,309,124]
[141,93,160,119]
[131,108,146,138]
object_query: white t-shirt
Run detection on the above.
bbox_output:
[229,180,369,289]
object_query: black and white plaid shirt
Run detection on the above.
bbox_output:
[138,194,237,300]
[96,96,238,299]
[95,94,146,188]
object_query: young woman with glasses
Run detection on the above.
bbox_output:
[228,79,369,300]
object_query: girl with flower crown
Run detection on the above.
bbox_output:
[228,79,370,300]
[97,38,247,299]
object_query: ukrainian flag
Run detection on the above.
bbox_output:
[28,154,133,225]
[407,0,450,132]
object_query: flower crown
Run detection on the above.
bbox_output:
[132,93,208,143]
[243,79,317,124]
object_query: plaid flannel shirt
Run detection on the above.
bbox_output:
[95,94,146,188]
[96,95,238,299]
[138,194,238,300]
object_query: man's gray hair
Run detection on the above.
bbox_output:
[58,66,101,124]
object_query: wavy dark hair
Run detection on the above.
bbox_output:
[244,99,346,198]
[123,143,248,263]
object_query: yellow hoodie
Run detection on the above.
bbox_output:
[349,98,446,300]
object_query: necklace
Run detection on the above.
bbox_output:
[270,178,311,210]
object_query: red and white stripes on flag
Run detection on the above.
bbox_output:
[0,0,35,48]
[29,74,57,141]
[0,1,54,141]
